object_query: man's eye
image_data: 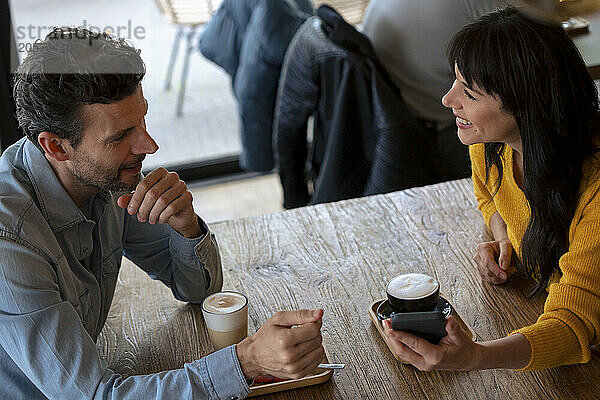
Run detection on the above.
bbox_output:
[463,89,476,100]
[112,129,133,143]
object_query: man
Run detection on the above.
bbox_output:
[0,27,324,399]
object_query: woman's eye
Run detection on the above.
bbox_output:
[463,89,476,100]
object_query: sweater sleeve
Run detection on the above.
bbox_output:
[469,144,498,227]
[512,181,600,370]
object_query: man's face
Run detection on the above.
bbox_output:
[68,86,158,192]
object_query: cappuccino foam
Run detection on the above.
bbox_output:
[202,292,247,315]
[387,273,439,299]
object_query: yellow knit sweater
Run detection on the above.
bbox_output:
[470,143,600,370]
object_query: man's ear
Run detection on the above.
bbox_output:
[38,132,71,162]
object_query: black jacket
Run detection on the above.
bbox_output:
[274,6,435,208]
[199,0,312,171]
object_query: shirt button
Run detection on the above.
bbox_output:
[229,397,238,400]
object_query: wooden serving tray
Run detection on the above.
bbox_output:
[369,298,473,363]
[248,357,333,397]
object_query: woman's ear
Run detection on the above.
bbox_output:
[37,132,71,162]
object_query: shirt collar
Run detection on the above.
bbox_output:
[21,139,111,232]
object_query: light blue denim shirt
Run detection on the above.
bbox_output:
[0,138,250,400]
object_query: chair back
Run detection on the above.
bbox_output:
[154,0,223,26]
[313,0,370,24]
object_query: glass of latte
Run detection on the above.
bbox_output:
[386,273,440,313]
[201,291,248,350]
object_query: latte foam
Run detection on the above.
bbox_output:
[202,292,247,314]
[387,273,439,299]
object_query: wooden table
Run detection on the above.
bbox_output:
[573,11,600,79]
[98,178,600,399]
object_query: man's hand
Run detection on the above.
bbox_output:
[236,309,325,380]
[472,239,515,284]
[116,167,201,238]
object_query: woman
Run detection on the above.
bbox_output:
[383,6,600,371]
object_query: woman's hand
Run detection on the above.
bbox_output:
[382,316,481,371]
[473,239,515,284]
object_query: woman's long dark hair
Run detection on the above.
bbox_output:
[448,7,600,295]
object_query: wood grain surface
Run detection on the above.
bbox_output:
[97,178,600,399]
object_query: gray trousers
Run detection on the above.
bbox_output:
[418,119,471,184]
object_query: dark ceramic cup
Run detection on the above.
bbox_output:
[386,273,440,313]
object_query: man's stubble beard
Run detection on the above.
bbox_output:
[71,152,139,193]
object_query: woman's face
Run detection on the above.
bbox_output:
[442,64,520,147]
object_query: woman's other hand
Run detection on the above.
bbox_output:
[473,239,515,284]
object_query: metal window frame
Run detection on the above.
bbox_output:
[2,1,245,183]
[143,155,244,183]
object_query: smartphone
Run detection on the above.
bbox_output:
[391,310,447,344]
[562,17,590,37]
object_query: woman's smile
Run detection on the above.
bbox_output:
[455,116,473,129]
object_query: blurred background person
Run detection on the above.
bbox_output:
[361,0,507,182]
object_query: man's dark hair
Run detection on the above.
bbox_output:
[13,27,145,149]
